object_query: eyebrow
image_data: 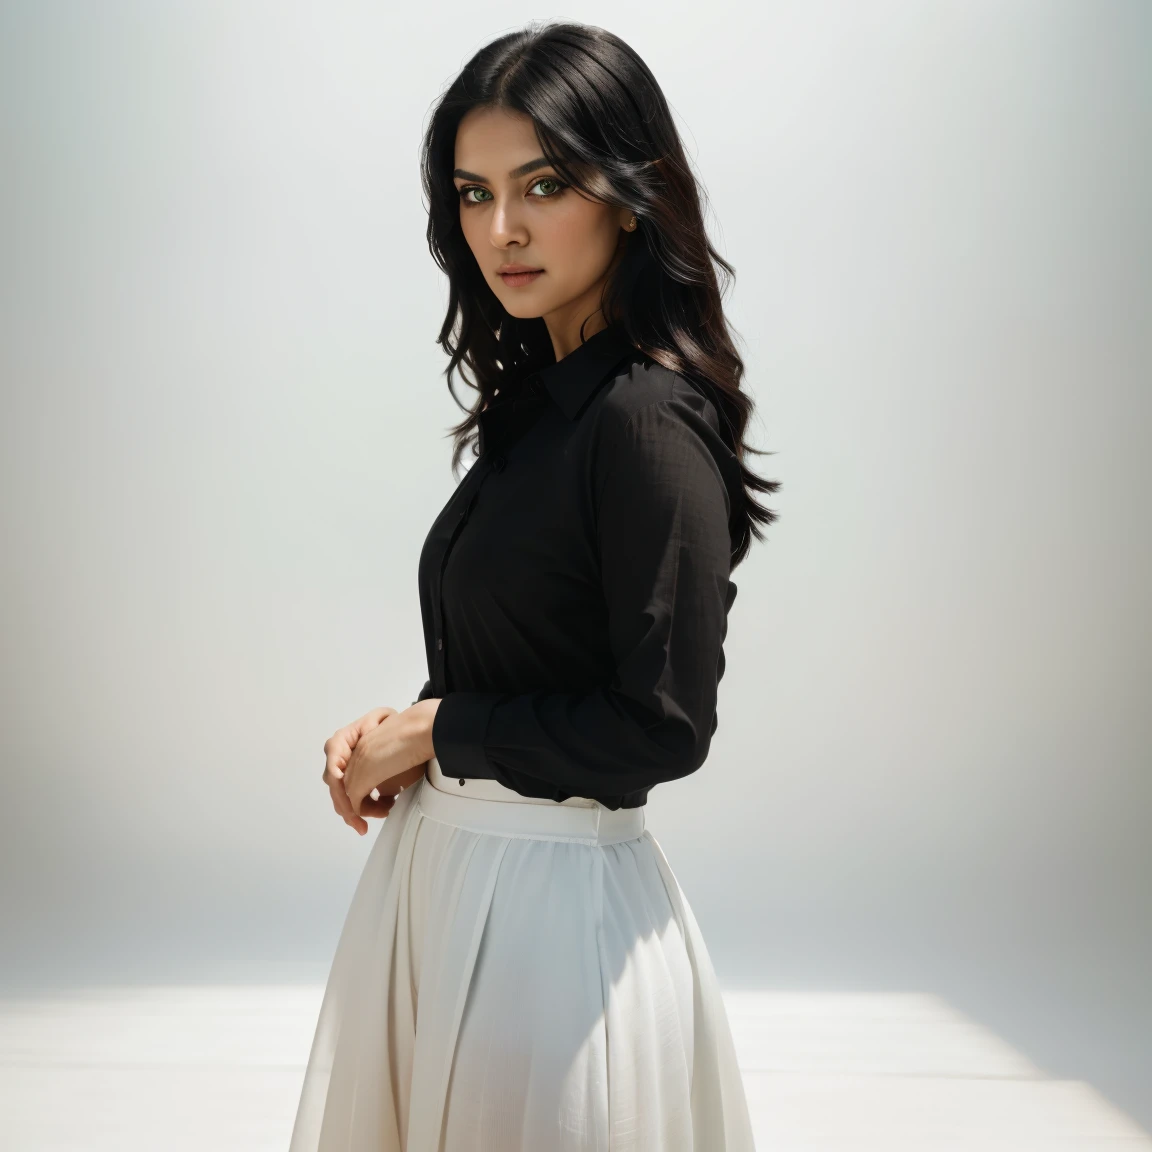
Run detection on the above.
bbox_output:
[452,157,554,182]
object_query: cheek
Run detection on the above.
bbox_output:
[544,202,619,277]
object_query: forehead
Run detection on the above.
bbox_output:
[454,107,541,169]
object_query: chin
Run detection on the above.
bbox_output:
[500,299,551,320]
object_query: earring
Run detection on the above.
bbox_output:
[628,216,637,230]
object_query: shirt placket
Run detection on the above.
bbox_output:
[435,481,481,686]
[430,463,491,695]
[431,378,543,695]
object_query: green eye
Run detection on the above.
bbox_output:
[457,177,568,207]
[529,177,565,197]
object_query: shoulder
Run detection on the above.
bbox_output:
[588,356,738,518]
[596,355,722,436]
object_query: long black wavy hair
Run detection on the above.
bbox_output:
[419,20,779,565]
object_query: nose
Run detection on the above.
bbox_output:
[489,199,528,248]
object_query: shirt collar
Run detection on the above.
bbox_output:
[476,323,641,458]
[533,322,640,421]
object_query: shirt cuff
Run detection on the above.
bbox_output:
[431,692,505,779]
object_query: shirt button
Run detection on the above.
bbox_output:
[437,637,443,650]
[458,778,465,786]
[492,453,507,472]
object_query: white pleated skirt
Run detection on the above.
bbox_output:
[289,756,756,1151]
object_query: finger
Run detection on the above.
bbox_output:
[348,708,392,746]
[340,807,368,835]
[322,735,354,782]
[359,707,396,731]
[345,780,363,820]
[359,794,397,819]
[328,781,367,835]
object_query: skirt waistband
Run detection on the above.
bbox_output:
[415,759,645,846]
[425,754,599,808]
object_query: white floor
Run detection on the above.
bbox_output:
[0,986,1147,1150]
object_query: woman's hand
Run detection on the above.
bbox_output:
[322,707,396,835]
[322,700,440,835]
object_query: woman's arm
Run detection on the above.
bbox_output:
[429,396,737,809]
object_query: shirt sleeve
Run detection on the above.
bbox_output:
[411,678,433,706]
[429,395,737,809]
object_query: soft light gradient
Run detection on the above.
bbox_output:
[1,0,1149,1142]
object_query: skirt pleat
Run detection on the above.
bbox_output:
[289,773,755,1152]
[646,832,757,1150]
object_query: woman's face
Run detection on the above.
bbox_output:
[453,105,633,347]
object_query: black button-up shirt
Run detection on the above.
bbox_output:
[413,322,741,810]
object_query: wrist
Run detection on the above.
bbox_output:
[405,697,441,762]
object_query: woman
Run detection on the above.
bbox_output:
[290,20,778,1152]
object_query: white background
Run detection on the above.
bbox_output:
[1,0,1148,1132]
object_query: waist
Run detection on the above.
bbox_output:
[418,755,645,845]
[426,753,599,807]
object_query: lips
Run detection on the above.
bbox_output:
[498,268,544,287]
